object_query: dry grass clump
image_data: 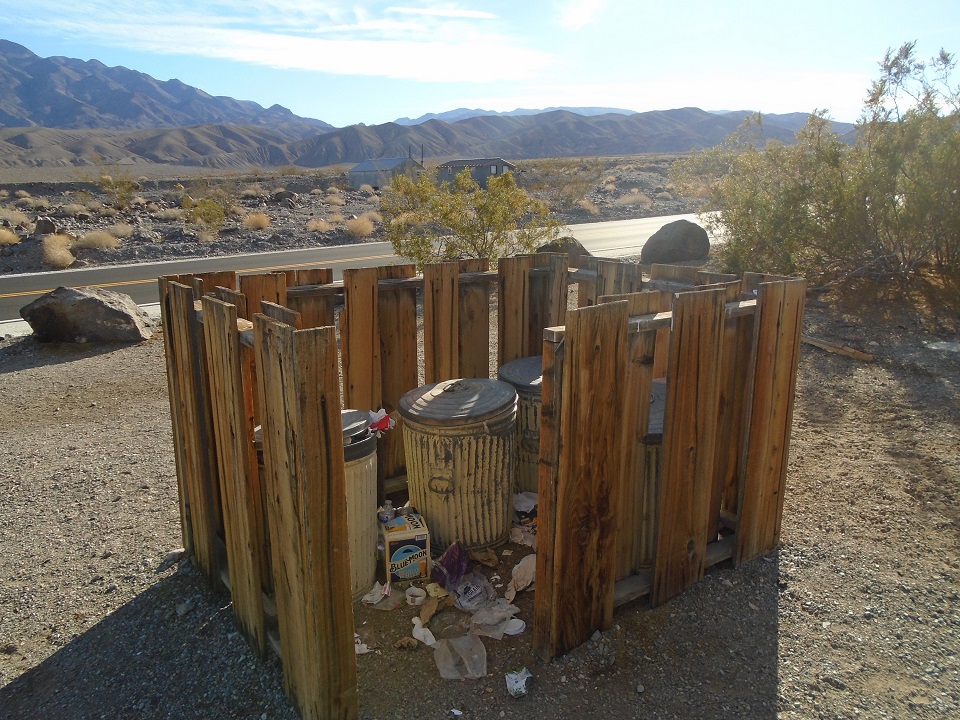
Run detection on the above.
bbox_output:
[0,189,8,198]
[42,234,76,268]
[16,196,49,211]
[324,194,346,206]
[309,188,325,196]
[603,175,618,184]
[361,211,382,223]
[358,184,377,196]
[0,227,21,245]
[239,184,264,199]
[345,216,374,238]
[154,207,184,221]
[107,222,134,238]
[325,212,345,224]
[0,208,30,226]
[14,189,30,199]
[604,183,617,192]
[306,218,334,233]
[99,206,119,218]
[325,185,341,195]
[74,230,120,249]
[197,230,217,243]
[578,198,601,215]
[61,203,88,217]
[243,212,271,230]
[614,192,653,208]
[146,202,160,213]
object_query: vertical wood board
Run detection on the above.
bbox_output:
[423,262,460,384]
[342,267,381,412]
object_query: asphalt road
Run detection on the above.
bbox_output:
[0,213,700,321]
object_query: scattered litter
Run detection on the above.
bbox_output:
[406,586,427,606]
[369,408,395,436]
[510,526,537,549]
[420,596,440,625]
[432,611,470,639]
[412,617,437,647]
[395,637,419,650]
[469,547,499,568]
[504,553,536,602]
[505,667,533,697]
[501,549,513,557]
[354,633,373,655]
[432,541,473,590]
[434,635,487,680]
[451,710,463,717]
[426,582,449,599]
[454,571,497,611]
[513,492,538,515]
[361,581,405,610]
[926,341,960,353]
[471,599,520,640]
[503,618,526,636]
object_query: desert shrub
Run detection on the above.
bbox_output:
[0,189,8,198]
[578,198,601,215]
[604,183,617,192]
[61,203,88,217]
[324,194,346,206]
[243,212,271,230]
[306,218,334,232]
[358,183,377,196]
[361,210,382,223]
[325,185,341,195]
[14,190,30,199]
[0,227,21,245]
[279,165,300,176]
[326,212,345,224]
[99,172,139,210]
[99,206,119,218]
[107,222,134,238]
[239,184,264,199]
[153,208,184,221]
[309,188,325,196]
[42,234,76,268]
[197,230,217,243]
[614,192,653,208]
[186,198,226,233]
[0,208,30,226]
[15,196,49,211]
[74,230,120,249]
[146,202,160,213]
[85,200,102,212]
[345,216,375,238]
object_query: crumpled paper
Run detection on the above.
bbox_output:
[504,554,536,602]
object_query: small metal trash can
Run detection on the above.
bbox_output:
[498,355,543,494]
[399,378,517,550]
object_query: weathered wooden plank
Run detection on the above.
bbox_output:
[525,254,568,360]
[193,271,237,296]
[255,316,358,720]
[551,301,628,655]
[377,264,418,487]
[288,268,334,328]
[736,279,806,565]
[167,281,222,585]
[260,300,302,329]
[201,296,266,658]
[212,286,248,317]
[458,258,491,379]
[498,255,537,365]
[595,259,644,299]
[598,292,661,580]
[613,568,653,608]
[239,272,287,321]
[533,335,565,659]
[697,271,738,286]
[341,267,381,412]
[651,287,725,607]
[649,264,699,284]
[423,262,460,384]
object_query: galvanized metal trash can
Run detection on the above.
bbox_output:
[399,378,517,550]
[497,355,543,494]
[256,410,377,600]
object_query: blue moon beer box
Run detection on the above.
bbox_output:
[380,513,431,583]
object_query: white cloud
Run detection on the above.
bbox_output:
[387,6,498,20]
[558,0,607,30]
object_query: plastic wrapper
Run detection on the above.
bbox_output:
[504,553,536,602]
[453,571,497,611]
[431,541,473,590]
[433,635,487,680]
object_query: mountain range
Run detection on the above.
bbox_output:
[0,40,857,171]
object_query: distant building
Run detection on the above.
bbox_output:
[436,158,517,189]
[348,157,423,190]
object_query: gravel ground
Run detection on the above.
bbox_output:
[0,279,958,720]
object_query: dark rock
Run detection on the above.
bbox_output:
[273,190,297,203]
[537,236,592,266]
[33,216,58,236]
[20,286,153,343]
[279,197,297,209]
[640,219,709,264]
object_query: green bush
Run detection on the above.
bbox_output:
[186,198,226,233]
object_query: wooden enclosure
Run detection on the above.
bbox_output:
[160,256,805,718]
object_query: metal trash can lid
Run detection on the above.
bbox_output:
[497,355,543,393]
[341,409,370,444]
[399,378,517,426]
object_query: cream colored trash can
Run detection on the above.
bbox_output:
[399,379,517,550]
[497,355,543,494]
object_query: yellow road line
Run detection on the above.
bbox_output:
[0,252,398,299]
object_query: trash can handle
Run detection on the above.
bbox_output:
[428,471,455,495]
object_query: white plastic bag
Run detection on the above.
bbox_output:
[433,635,487,680]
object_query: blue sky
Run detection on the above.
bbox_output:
[2,1,958,127]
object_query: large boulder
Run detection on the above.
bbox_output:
[20,286,153,343]
[537,236,592,267]
[639,219,710,264]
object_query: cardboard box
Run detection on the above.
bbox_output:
[380,513,430,583]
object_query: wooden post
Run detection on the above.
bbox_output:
[549,301,628,656]
[736,279,806,565]
[288,268,335,328]
[533,330,565,659]
[201,296,266,658]
[458,258,491,379]
[342,267,381,412]
[651,287,725,607]
[239,272,287,321]
[498,255,536,366]
[166,281,223,584]
[255,316,358,720]
[423,261,460,383]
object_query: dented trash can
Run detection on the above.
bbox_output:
[399,378,517,550]
[497,354,543,494]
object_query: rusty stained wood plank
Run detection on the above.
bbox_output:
[288,268,335,328]
[201,296,267,658]
[550,301,628,656]
[239,272,287,321]
[736,279,806,565]
[254,317,358,720]
[532,336,565,660]
[498,255,536,366]
[342,267,381,412]
[458,258,491,379]
[167,281,223,585]
[598,292,662,580]
[377,264,418,487]
[651,287,725,607]
[423,262,460,384]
